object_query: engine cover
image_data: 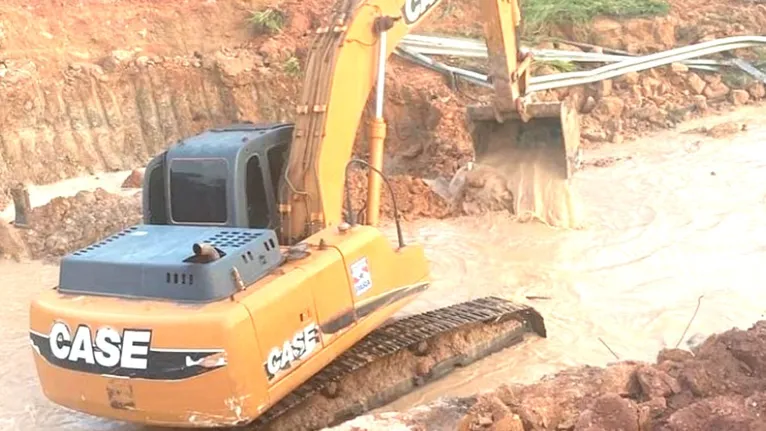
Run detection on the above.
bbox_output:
[58,224,284,302]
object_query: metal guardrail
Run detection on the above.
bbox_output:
[395,35,766,93]
[400,34,724,69]
[395,48,493,89]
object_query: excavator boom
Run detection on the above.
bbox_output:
[279,0,581,243]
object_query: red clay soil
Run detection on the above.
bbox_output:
[0,189,141,261]
[457,321,766,431]
[3,0,766,220]
[334,321,766,430]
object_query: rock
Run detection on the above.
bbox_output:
[459,167,514,215]
[710,320,766,376]
[630,104,662,121]
[44,233,70,256]
[565,87,587,112]
[636,366,681,399]
[491,415,524,431]
[596,79,612,98]
[658,393,766,431]
[506,363,643,429]
[574,393,639,431]
[457,395,514,431]
[591,18,623,48]
[600,362,643,396]
[581,96,597,114]
[638,397,668,430]
[703,82,729,99]
[702,74,722,85]
[624,43,642,54]
[669,74,686,86]
[135,56,150,67]
[686,73,707,95]
[582,128,608,142]
[730,89,750,105]
[641,76,663,97]
[93,187,112,201]
[592,96,625,120]
[670,62,689,73]
[691,95,708,111]
[705,122,745,138]
[258,38,295,63]
[121,169,144,189]
[657,349,694,364]
[747,82,766,99]
[111,49,136,64]
[477,414,493,426]
[653,17,677,48]
[617,71,640,85]
[74,190,97,206]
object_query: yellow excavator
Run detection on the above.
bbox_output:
[28,0,579,428]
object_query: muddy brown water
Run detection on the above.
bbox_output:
[3,107,766,430]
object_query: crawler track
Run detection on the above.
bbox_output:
[252,296,546,430]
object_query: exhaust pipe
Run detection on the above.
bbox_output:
[192,243,221,262]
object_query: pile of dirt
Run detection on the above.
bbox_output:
[334,320,766,430]
[345,169,454,222]
[1,189,142,261]
[458,320,766,431]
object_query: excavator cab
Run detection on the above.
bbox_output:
[141,122,293,231]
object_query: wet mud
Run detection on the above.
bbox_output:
[1,106,764,430]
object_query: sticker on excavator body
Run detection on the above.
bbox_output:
[350,257,373,296]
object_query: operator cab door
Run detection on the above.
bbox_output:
[245,141,289,230]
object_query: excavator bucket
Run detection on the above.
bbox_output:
[467,100,580,181]
[466,100,582,226]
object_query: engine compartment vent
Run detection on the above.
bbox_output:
[59,225,284,303]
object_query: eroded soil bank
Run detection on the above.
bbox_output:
[332,321,766,431]
[3,0,766,215]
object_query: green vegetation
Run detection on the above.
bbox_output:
[540,59,576,73]
[283,56,301,77]
[522,0,670,35]
[249,8,286,35]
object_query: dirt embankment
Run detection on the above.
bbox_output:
[0,0,303,210]
[0,188,142,261]
[334,321,766,431]
[2,0,766,259]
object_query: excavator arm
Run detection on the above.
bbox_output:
[278,0,580,243]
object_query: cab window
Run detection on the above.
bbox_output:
[169,158,228,224]
[245,155,270,228]
[267,143,289,201]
